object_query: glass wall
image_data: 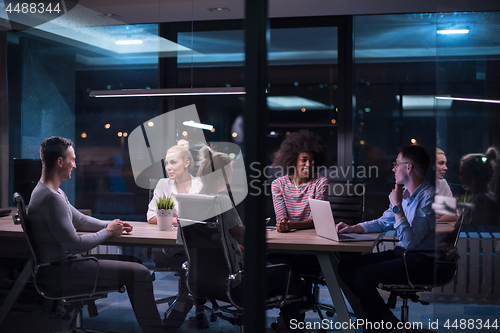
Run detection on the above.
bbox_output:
[354,12,500,329]
[3,4,500,331]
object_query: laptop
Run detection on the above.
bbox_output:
[308,198,374,242]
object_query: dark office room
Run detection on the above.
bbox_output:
[1,1,500,332]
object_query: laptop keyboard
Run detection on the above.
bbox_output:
[339,234,354,240]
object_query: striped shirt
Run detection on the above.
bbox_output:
[271,176,329,222]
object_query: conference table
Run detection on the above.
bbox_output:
[0,210,380,333]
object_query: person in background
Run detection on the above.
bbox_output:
[435,148,457,222]
[28,136,167,333]
[336,145,438,333]
[458,146,499,230]
[435,148,452,197]
[146,140,205,330]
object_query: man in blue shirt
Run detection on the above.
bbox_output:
[336,145,435,333]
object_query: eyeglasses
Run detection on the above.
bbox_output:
[393,161,410,168]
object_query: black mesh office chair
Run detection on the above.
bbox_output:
[14,192,124,333]
[176,193,304,329]
[377,209,468,333]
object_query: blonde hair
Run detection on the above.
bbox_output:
[436,148,445,156]
[165,141,194,170]
[197,144,233,194]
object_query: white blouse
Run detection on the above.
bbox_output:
[146,174,203,221]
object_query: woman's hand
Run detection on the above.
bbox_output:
[276,217,292,233]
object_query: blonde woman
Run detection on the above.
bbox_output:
[147,140,202,225]
[146,140,203,330]
[436,148,457,222]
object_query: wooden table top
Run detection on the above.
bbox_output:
[0,208,378,253]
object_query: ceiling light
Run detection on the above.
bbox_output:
[396,95,452,109]
[437,29,469,35]
[89,87,245,98]
[267,96,329,110]
[183,121,214,131]
[435,96,500,104]
[115,40,143,45]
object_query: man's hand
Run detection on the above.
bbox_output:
[122,221,133,233]
[106,219,124,237]
[276,217,292,233]
[389,184,404,208]
[336,222,364,234]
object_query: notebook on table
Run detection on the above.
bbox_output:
[308,198,374,242]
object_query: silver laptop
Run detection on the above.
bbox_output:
[308,198,373,242]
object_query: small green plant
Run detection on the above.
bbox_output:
[156,195,175,210]
[457,193,473,203]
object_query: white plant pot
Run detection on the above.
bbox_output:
[157,209,174,231]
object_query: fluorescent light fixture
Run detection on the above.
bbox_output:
[437,29,469,35]
[183,121,213,131]
[267,96,330,110]
[115,40,143,45]
[435,96,500,104]
[89,87,245,98]
[395,95,452,109]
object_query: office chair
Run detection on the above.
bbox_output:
[176,193,304,330]
[14,192,124,333]
[377,208,468,333]
[150,247,193,327]
[301,181,365,327]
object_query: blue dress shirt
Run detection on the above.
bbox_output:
[360,180,435,253]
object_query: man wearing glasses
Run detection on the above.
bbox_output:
[336,145,436,333]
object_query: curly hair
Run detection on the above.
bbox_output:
[277,130,329,173]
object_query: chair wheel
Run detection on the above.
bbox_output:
[326,311,334,317]
[210,313,217,322]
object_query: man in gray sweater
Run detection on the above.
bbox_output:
[28,136,166,333]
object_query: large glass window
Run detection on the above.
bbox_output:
[354,11,500,324]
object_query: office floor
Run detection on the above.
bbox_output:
[1,270,499,333]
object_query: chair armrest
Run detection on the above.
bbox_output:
[401,250,457,288]
[375,238,398,252]
[34,256,101,299]
[228,263,294,307]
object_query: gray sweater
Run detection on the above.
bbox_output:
[27,182,110,263]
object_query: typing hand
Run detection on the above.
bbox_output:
[106,219,124,237]
[336,221,363,234]
[276,217,292,233]
[336,221,350,234]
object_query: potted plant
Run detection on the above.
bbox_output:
[156,195,175,231]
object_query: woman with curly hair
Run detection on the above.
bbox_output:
[271,130,330,232]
